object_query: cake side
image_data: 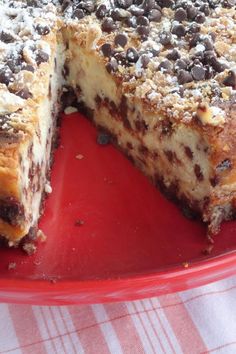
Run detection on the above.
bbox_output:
[63,1,236,235]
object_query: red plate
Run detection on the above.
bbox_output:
[0,113,236,305]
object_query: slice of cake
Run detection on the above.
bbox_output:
[0,0,236,247]
[0,1,66,245]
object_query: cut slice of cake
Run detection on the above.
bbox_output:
[0,1,66,245]
[0,0,236,247]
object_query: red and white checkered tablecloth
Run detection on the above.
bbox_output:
[1,275,236,354]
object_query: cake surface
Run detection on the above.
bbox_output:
[0,0,236,246]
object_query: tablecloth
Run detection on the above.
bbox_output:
[1,275,236,354]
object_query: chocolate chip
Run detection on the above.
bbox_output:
[166,49,180,61]
[106,58,118,73]
[171,24,186,38]
[111,8,130,21]
[77,1,95,13]
[191,65,205,81]
[195,12,206,23]
[159,31,172,45]
[189,33,201,48]
[137,16,149,26]
[177,70,193,84]
[200,4,210,15]
[0,31,15,43]
[35,24,50,36]
[186,5,197,20]
[15,88,32,99]
[115,0,133,8]
[100,43,113,57]
[35,50,49,65]
[188,23,200,34]
[158,59,172,73]
[216,159,232,172]
[210,57,227,73]
[194,164,204,181]
[142,0,155,12]
[22,64,35,72]
[175,59,187,70]
[95,4,108,19]
[202,37,214,51]
[72,8,84,19]
[0,67,14,85]
[129,5,144,16]
[137,25,150,39]
[101,18,116,33]
[174,8,187,21]
[125,16,137,28]
[140,53,150,68]
[126,47,139,63]
[148,9,162,22]
[223,70,236,89]
[114,33,128,48]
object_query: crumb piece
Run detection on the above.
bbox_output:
[76,154,84,160]
[182,262,189,268]
[75,219,84,226]
[22,242,37,255]
[97,132,110,145]
[202,244,214,255]
[64,106,78,115]
[8,262,16,270]
[37,229,47,243]
[45,183,52,194]
[33,260,41,266]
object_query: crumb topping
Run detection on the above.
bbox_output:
[0,0,236,128]
[64,0,236,125]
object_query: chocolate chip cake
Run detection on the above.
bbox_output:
[0,0,236,246]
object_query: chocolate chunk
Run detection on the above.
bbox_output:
[177,70,193,84]
[184,146,193,160]
[223,70,236,89]
[0,67,14,85]
[171,24,186,38]
[200,4,210,15]
[101,18,116,33]
[114,34,128,48]
[191,65,205,81]
[0,31,15,43]
[111,8,130,21]
[148,9,162,22]
[100,43,113,57]
[159,31,172,45]
[35,50,49,65]
[142,0,155,12]
[35,24,50,36]
[126,47,139,63]
[188,23,200,34]
[95,4,107,19]
[106,58,118,73]
[189,33,201,48]
[174,8,187,21]
[166,49,180,61]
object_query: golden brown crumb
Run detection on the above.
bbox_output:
[37,229,47,243]
[76,154,84,160]
[182,262,189,268]
[22,242,37,255]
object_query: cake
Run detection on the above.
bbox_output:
[0,0,235,246]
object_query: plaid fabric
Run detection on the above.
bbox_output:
[1,275,236,354]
